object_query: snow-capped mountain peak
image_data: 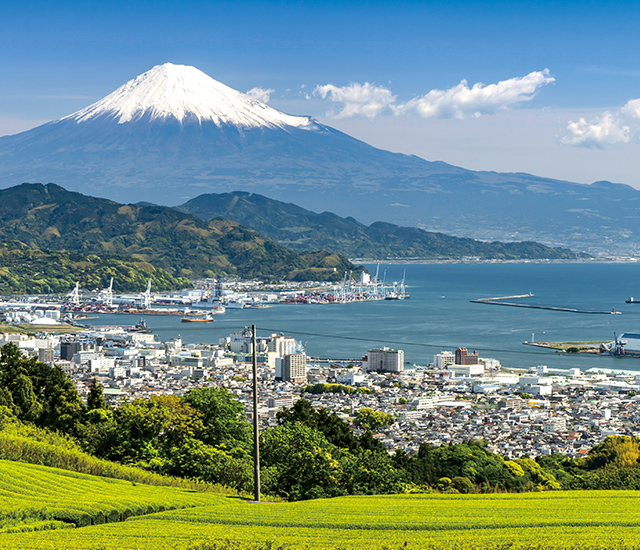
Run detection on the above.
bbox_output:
[63,63,312,129]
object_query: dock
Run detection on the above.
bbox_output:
[111,308,186,316]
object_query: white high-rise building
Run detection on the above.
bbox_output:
[268,333,298,357]
[363,347,404,373]
[433,351,455,369]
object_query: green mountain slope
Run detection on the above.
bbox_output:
[0,242,192,293]
[0,184,361,282]
[178,191,580,260]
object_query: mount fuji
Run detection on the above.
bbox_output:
[1,63,640,250]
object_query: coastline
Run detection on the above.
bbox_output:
[354,257,640,265]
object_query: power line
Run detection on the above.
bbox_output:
[209,323,565,357]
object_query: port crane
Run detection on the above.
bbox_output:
[373,264,380,297]
[142,279,152,308]
[68,282,80,305]
[613,333,626,355]
[102,278,114,307]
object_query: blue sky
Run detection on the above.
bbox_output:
[2,0,640,186]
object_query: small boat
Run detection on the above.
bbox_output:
[132,319,151,333]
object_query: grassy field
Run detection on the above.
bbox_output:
[0,324,28,334]
[3,462,640,550]
[0,323,81,335]
[524,340,606,353]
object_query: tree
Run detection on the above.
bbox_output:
[7,374,41,423]
[0,343,84,431]
[77,408,118,457]
[0,387,14,411]
[165,438,252,492]
[451,476,477,494]
[87,378,107,410]
[260,422,347,501]
[410,441,537,491]
[277,399,360,451]
[276,399,317,426]
[0,344,41,422]
[101,395,203,468]
[358,430,387,453]
[353,408,394,430]
[28,358,86,433]
[182,387,251,449]
[340,448,411,495]
[515,457,561,490]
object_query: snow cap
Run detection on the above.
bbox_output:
[63,63,312,129]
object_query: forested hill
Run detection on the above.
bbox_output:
[0,183,361,282]
[178,191,581,261]
[0,243,193,293]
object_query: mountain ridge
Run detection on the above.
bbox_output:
[0,183,361,282]
[177,191,579,261]
[0,63,639,249]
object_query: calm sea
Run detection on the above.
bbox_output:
[89,262,640,372]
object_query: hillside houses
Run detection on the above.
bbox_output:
[2,329,640,460]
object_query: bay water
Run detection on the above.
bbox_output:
[89,262,640,372]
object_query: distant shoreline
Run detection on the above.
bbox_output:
[354,257,640,265]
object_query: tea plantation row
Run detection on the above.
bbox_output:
[3,462,640,550]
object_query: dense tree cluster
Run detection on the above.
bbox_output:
[302,383,372,395]
[3,342,640,500]
[0,343,84,433]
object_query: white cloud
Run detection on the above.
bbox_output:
[394,70,555,119]
[313,70,554,120]
[559,96,640,149]
[559,112,631,149]
[622,98,640,118]
[313,82,396,119]
[245,87,275,103]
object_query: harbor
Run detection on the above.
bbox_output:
[4,262,640,371]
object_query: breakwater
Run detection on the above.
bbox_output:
[471,294,620,315]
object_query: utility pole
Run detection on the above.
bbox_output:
[251,324,261,501]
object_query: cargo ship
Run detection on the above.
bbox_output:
[181,315,214,323]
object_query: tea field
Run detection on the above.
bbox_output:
[0,459,225,534]
[3,459,640,550]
